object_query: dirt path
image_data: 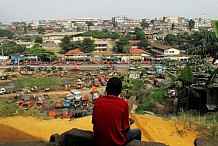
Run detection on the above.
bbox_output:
[0,115,196,146]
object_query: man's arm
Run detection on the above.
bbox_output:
[122,103,130,132]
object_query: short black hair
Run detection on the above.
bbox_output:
[106,77,122,96]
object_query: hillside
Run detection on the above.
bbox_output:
[0,115,196,146]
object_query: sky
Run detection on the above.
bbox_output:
[1,0,218,23]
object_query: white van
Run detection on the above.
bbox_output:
[69,90,82,101]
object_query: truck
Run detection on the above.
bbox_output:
[0,86,16,94]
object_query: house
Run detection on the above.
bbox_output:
[129,48,151,61]
[65,48,87,61]
[94,41,108,52]
[150,43,180,57]
[43,32,83,45]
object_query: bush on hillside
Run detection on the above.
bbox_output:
[136,86,169,113]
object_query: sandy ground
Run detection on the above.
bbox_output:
[0,114,197,146]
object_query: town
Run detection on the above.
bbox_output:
[0,14,218,146]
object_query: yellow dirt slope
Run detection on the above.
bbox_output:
[0,115,196,146]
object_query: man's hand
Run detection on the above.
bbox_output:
[129,118,134,125]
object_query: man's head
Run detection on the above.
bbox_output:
[106,77,122,96]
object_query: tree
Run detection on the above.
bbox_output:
[177,65,199,111]
[188,19,195,31]
[86,21,94,30]
[141,21,149,30]
[37,26,46,34]
[59,36,72,53]
[115,37,130,53]
[164,34,178,46]
[80,38,95,53]
[0,41,26,55]
[0,29,14,39]
[212,20,218,62]
[34,36,43,44]
[171,22,175,30]
[134,27,146,40]
[137,39,149,50]
[26,44,56,62]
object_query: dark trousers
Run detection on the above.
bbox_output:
[123,129,141,144]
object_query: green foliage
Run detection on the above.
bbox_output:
[128,79,145,100]
[82,30,120,39]
[0,29,14,39]
[34,36,43,44]
[141,21,149,30]
[164,34,178,46]
[188,19,195,31]
[188,30,218,59]
[134,27,146,40]
[37,26,46,34]
[187,56,216,74]
[26,44,56,62]
[178,65,194,86]
[174,113,218,140]
[171,22,175,30]
[213,20,218,38]
[12,76,61,88]
[136,86,169,113]
[80,38,95,53]
[115,37,130,53]
[137,39,150,50]
[0,103,49,120]
[59,36,72,53]
[0,40,26,55]
[0,103,17,117]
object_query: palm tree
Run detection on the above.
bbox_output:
[212,20,218,63]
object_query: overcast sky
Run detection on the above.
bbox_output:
[1,0,218,22]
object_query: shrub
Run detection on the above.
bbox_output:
[173,113,218,140]
[136,86,169,113]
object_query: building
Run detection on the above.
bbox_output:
[94,41,108,52]
[65,48,87,61]
[43,32,83,44]
[150,43,180,57]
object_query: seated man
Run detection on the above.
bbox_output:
[92,77,141,146]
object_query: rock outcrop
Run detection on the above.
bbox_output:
[194,138,218,146]
[50,128,167,146]
[1,129,218,146]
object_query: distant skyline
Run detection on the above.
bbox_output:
[1,0,218,23]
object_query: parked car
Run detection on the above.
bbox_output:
[23,101,33,110]
[1,86,16,94]
[93,78,100,87]
[76,82,86,89]
[55,100,63,108]
[70,67,80,71]
[61,108,73,120]
[73,100,82,108]
[36,100,45,110]
[63,100,72,108]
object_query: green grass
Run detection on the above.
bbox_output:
[173,113,218,140]
[12,77,62,88]
[0,103,50,120]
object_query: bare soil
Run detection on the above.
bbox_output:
[0,115,196,146]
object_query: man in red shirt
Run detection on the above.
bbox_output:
[92,77,141,146]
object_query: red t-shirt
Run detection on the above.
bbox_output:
[92,95,130,146]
